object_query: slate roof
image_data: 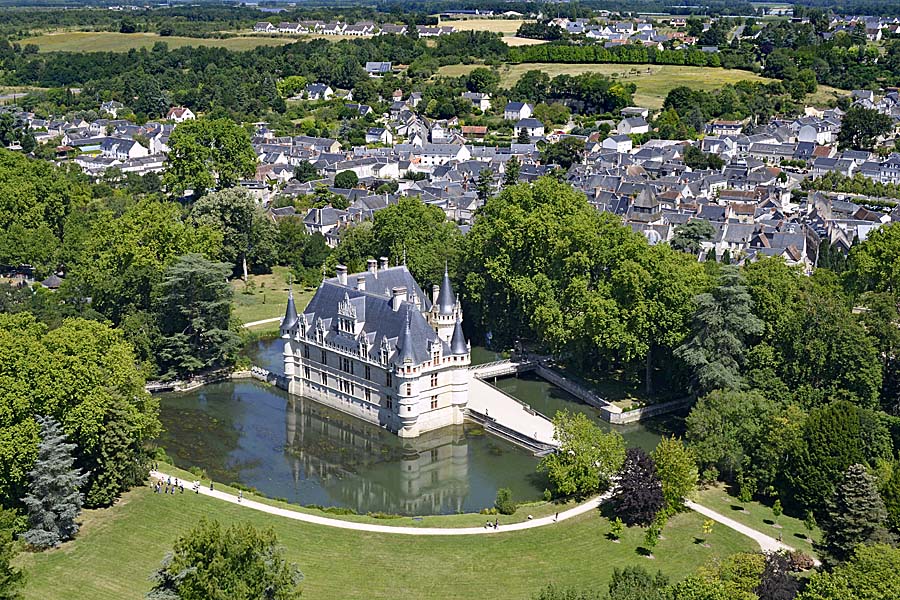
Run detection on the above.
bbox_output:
[297,272,446,365]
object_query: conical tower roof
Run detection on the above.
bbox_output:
[396,310,416,364]
[450,316,468,355]
[437,264,455,315]
[281,287,298,330]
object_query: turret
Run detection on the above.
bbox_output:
[282,288,299,384]
[430,264,458,343]
[450,316,468,356]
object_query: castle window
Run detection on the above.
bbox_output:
[321,350,327,365]
[365,365,371,380]
[303,366,310,379]
[303,344,310,359]
[406,383,412,395]
[430,373,438,387]
[386,397,393,410]
[430,449,439,462]
[386,373,392,387]
[430,396,438,410]
[322,372,328,386]
[365,388,371,402]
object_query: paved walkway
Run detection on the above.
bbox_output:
[150,471,600,535]
[467,377,558,446]
[151,471,798,554]
[242,317,282,328]
[684,500,795,554]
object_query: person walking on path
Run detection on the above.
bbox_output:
[238,491,243,503]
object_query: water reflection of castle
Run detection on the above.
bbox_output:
[284,395,471,515]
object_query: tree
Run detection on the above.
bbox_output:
[147,518,302,600]
[837,106,894,151]
[539,137,583,169]
[21,416,87,549]
[0,314,159,508]
[609,517,624,541]
[882,461,900,533]
[857,292,900,414]
[847,223,900,295]
[652,436,698,514]
[476,169,494,202]
[670,220,716,256]
[797,544,900,600]
[517,128,531,145]
[466,67,500,94]
[818,464,893,566]
[371,196,463,287]
[612,448,664,527]
[293,160,319,183]
[66,198,220,324]
[503,156,520,187]
[755,552,800,600]
[334,170,359,189]
[685,389,777,483]
[191,188,277,280]
[787,401,892,513]
[0,515,24,599]
[607,566,667,600]
[538,411,625,498]
[675,266,764,395]
[154,254,241,378]
[163,118,257,198]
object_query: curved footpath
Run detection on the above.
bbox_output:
[150,471,795,551]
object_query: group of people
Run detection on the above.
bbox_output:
[484,518,499,529]
[154,476,184,495]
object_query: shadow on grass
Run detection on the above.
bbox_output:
[693,537,706,545]
[763,518,775,525]
[794,533,809,540]
[636,546,652,557]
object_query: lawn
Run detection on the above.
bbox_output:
[231,266,315,327]
[439,63,775,109]
[694,483,821,558]
[19,32,294,53]
[15,484,755,600]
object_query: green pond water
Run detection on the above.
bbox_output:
[158,339,681,515]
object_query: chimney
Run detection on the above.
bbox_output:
[432,284,440,305]
[367,258,377,275]
[391,286,407,311]
[356,275,366,291]
[336,265,348,286]
[379,256,389,270]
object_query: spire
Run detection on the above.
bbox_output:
[450,315,467,355]
[396,309,416,365]
[281,285,298,330]
[437,262,455,315]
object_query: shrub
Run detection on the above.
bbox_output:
[495,488,517,515]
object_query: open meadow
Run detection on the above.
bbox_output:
[439,63,775,109]
[14,482,756,600]
[19,31,294,53]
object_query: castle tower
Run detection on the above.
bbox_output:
[395,310,422,438]
[281,287,302,394]
[449,315,470,425]
[430,264,460,343]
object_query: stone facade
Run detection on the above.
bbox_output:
[281,259,470,438]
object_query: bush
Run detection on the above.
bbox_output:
[334,170,359,189]
[543,488,553,502]
[495,487,517,515]
[188,466,208,479]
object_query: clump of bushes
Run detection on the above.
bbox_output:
[495,488,517,515]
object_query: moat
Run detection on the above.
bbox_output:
[157,339,682,515]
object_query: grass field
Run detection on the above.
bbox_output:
[14,481,756,600]
[440,63,774,109]
[19,32,295,53]
[231,266,316,326]
[442,18,530,35]
[694,484,821,558]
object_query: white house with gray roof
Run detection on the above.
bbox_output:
[281,260,470,437]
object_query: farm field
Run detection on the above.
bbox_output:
[19,31,295,53]
[14,481,756,600]
[442,18,530,35]
[440,63,776,109]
